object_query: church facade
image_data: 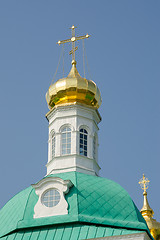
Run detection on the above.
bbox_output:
[0,26,154,240]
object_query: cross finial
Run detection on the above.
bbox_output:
[139,174,150,193]
[57,25,90,65]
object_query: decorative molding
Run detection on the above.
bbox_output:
[48,113,100,129]
[59,123,75,133]
[78,124,91,134]
[46,102,101,120]
[47,104,101,125]
[46,154,101,169]
[32,177,73,219]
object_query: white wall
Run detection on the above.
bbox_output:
[46,103,101,176]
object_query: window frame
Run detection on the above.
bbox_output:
[41,188,60,208]
[61,126,71,155]
[93,134,97,160]
[51,132,56,160]
[79,128,88,157]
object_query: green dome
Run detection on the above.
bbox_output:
[0,172,150,239]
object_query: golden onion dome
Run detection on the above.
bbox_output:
[141,191,160,239]
[139,175,160,240]
[46,61,102,110]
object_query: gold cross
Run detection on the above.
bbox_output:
[139,174,150,192]
[57,25,90,64]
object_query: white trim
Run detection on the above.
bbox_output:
[47,104,101,127]
[50,129,56,135]
[46,154,101,176]
[46,154,101,169]
[49,114,99,131]
[32,177,73,218]
[78,124,90,134]
[61,126,72,156]
[59,123,75,133]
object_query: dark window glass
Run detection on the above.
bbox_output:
[79,128,88,156]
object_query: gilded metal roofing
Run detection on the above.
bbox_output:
[139,174,160,239]
[46,62,102,110]
[0,172,150,239]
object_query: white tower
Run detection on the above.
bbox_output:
[45,26,102,176]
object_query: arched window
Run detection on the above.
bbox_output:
[61,127,71,155]
[79,128,88,156]
[51,132,56,160]
[93,134,96,160]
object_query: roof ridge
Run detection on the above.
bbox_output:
[74,172,80,217]
[21,188,35,221]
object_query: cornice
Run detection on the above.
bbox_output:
[46,102,101,123]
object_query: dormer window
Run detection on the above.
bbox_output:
[79,128,88,156]
[61,127,71,155]
[32,177,73,218]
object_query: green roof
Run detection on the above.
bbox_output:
[0,172,150,239]
[0,223,143,240]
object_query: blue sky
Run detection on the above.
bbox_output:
[0,1,159,220]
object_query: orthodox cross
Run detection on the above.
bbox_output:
[139,174,150,193]
[57,25,90,63]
